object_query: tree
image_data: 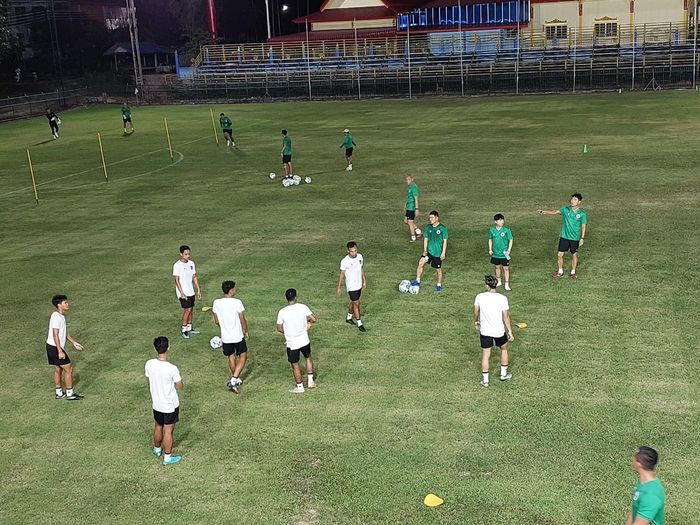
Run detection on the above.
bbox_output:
[0,0,20,62]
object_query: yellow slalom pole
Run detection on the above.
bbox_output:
[26,148,39,204]
[97,133,108,181]
[164,117,174,162]
[210,108,220,146]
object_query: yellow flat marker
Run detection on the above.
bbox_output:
[423,494,444,507]
[201,306,212,312]
[515,322,528,329]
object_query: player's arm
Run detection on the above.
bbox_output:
[473,305,480,330]
[193,274,202,299]
[53,328,65,358]
[239,312,249,340]
[414,196,419,215]
[174,276,185,298]
[352,140,357,147]
[362,270,367,289]
[506,238,513,256]
[488,238,493,256]
[537,209,560,215]
[175,380,184,390]
[212,312,220,325]
[66,334,83,351]
[336,270,345,296]
[276,323,284,334]
[503,309,514,341]
[579,224,587,246]
[422,236,428,257]
[306,313,317,331]
[440,239,447,260]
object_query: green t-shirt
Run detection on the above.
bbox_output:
[425,222,448,257]
[406,182,420,211]
[343,135,354,148]
[488,226,513,258]
[560,206,587,241]
[632,479,665,525]
[282,135,292,155]
[121,106,131,118]
[220,116,232,130]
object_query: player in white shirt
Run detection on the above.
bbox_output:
[212,280,249,393]
[473,275,514,387]
[145,336,184,465]
[276,288,317,393]
[172,244,202,339]
[336,241,367,332]
[46,295,84,400]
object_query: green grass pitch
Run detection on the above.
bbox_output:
[0,92,698,524]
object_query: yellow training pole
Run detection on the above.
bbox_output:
[97,133,108,181]
[209,108,220,146]
[26,148,39,204]
[164,117,174,162]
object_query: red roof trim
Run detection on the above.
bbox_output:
[293,6,397,24]
[268,27,398,42]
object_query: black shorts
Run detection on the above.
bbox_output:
[287,343,311,364]
[222,340,248,356]
[348,289,362,301]
[179,295,195,309]
[422,254,442,269]
[153,407,179,426]
[282,154,292,164]
[345,147,353,157]
[480,334,508,349]
[49,120,59,132]
[558,237,580,254]
[491,257,510,267]
[405,210,416,220]
[123,117,132,123]
[222,128,232,135]
[46,343,70,366]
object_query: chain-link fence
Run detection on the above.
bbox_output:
[0,88,89,122]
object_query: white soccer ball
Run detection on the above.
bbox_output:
[415,227,422,236]
[408,284,420,295]
[282,178,291,187]
[292,174,301,182]
[304,177,312,184]
[398,280,411,293]
[210,336,223,349]
[293,179,300,186]
[269,172,276,179]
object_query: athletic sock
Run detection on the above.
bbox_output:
[570,269,576,275]
[481,372,489,384]
[181,325,187,333]
[153,446,162,455]
[307,374,314,383]
[164,453,171,462]
[346,313,353,321]
[411,235,416,241]
[66,388,74,397]
[186,324,192,331]
[55,387,63,396]
[557,268,564,275]
[416,278,421,284]
[357,319,363,327]
[296,382,304,389]
[500,365,508,377]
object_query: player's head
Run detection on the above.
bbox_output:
[570,193,583,206]
[179,245,191,260]
[220,112,225,117]
[52,294,68,310]
[153,336,169,354]
[494,213,505,226]
[346,241,358,257]
[634,446,659,472]
[485,275,499,290]
[428,210,439,225]
[221,280,236,296]
[281,129,288,136]
[343,128,349,134]
[405,175,413,184]
[285,288,297,303]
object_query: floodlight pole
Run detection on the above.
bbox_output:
[126,0,143,86]
[407,20,412,98]
[515,0,520,94]
[305,19,312,100]
[458,0,464,97]
[354,18,361,99]
[265,0,272,39]
[694,0,698,89]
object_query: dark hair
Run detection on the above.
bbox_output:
[347,241,357,249]
[219,112,224,116]
[281,129,288,135]
[285,288,297,302]
[429,210,439,217]
[52,294,67,307]
[179,245,190,254]
[571,193,583,201]
[494,213,504,221]
[636,446,659,470]
[222,280,236,294]
[153,336,169,354]
[485,275,499,289]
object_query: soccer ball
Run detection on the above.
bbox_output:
[282,178,292,187]
[408,284,420,295]
[304,177,312,184]
[269,172,276,179]
[292,175,301,185]
[210,336,223,349]
[398,280,410,293]
[415,227,422,236]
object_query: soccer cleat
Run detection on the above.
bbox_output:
[345,166,351,171]
[346,318,355,326]
[307,381,317,389]
[480,380,489,388]
[181,331,189,339]
[65,393,84,400]
[231,142,235,147]
[188,328,200,335]
[570,273,578,281]
[163,455,182,465]
[229,383,240,394]
[410,237,416,243]
[504,283,512,291]
[358,324,366,332]
[552,271,563,279]
[435,284,443,292]
[410,280,420,287]
[55,392,65,400]
[152,448,162,458]
[499,373,513,382]
[289,385,305,394]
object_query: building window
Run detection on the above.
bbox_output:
[594,21,618,38]
[545,24,567,40]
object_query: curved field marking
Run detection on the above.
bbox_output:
[0,135,208,198]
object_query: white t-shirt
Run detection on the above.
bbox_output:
[212,297,245,343]
[173,259,196,297]
[276,303,313,350]
[340,253,364,292]
[46,311,66,347]
[474,291,509,337]
[145,358,182,413]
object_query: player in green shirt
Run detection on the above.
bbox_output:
[626,446,665,525]
[219,113,235,148]
[121,102,133,134]
[281,129,293,179]
[404,176,422,243]
[538,193,587,280]
[339,128,357,171]
[488,213,514,291]
[411,210,448,292]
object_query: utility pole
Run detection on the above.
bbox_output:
[126,0,143,86]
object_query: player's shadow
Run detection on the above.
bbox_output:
[33,139,53,146]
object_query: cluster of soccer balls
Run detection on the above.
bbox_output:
[398,279,420,295]
[269,172,312,186]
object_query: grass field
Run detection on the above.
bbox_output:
[0,92,698,525]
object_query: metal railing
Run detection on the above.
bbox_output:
[0,88,88,122]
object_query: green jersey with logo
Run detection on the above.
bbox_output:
[632,479,665,525]
[406,182,420,211]
[560,206,587,241]
[282,135,292,155]
[343,134,354,148]
[489,226,513,258]
[220,116,232,130]
[426,222,448,257]
[121,106,131,118]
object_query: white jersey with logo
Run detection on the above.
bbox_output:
[46,311,66,347]
[145,358,182,413]
[474,291,509,338]
[276,302,313,350]
[173,259,196,297]
[340,253,364,292]
[212,297,245,343]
